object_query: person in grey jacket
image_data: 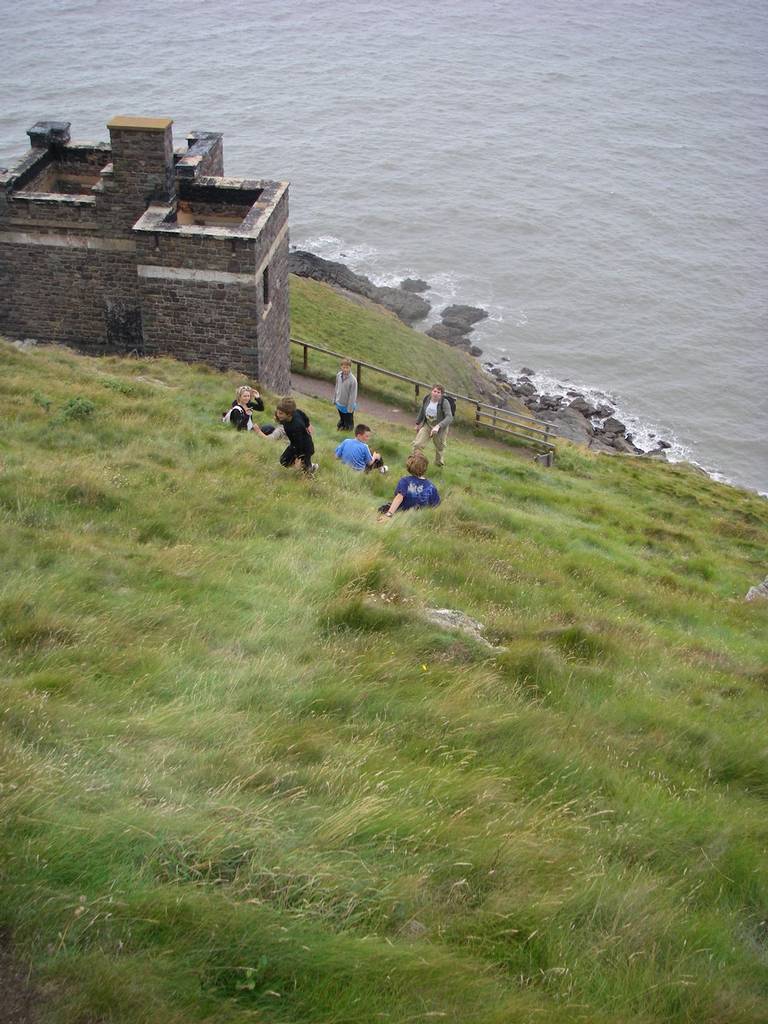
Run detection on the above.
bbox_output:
[333,359,358,431]
[412,383,453,467]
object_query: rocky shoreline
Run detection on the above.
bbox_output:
[289,247,675,459]
[483,363,674,459]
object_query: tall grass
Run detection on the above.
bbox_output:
[1,332,767,1024]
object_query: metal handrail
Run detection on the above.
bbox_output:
[290,336,555,456]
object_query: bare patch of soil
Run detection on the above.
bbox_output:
[0,932,47,1024]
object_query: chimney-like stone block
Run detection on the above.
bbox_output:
[177,132,224,179]
[27,121,71,149]
[107,116,175,205]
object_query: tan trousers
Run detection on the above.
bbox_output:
[413,420,447,466]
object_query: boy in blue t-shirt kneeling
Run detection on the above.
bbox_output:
[378,451,440,519]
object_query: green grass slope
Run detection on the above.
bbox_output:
[290,275,495,411]
[1,330,767,1024]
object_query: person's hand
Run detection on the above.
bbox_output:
[414,424,419,431]
[372,450,380,460]
[430,426,439,436]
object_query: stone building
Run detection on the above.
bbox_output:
[0,117,290,390]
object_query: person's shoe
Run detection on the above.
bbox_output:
[309,462,319,475]
[379,465,389,474]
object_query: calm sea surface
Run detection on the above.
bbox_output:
[2,0,766,491]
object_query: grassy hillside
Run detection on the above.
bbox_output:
[1,320,767,1024]
[290,275,499,413]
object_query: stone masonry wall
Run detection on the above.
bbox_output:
[1,118,290,387]
[138,276,260,375]
[251,189,290,392]
[0,242,139,351]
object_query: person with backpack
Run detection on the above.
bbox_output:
[412,384,454,467]
[222,385,264,431]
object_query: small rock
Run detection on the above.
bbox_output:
[469,345,483,357]
[520,366,535,376]
[569,396,600,417]
[642,449,668,461]
[602,416,626,436]
[539,394,562,410]
[400,277,429,293]
[400,919,428,939]
[424,607,504,651]
[745,577,768,602]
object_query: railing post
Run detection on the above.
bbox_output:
[475,402,481,426]
[415,383,420,399]
[356,362,362,387]
[303,344,308,372]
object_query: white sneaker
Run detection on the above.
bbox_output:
[379,465,389,474]
[310,462,319,474]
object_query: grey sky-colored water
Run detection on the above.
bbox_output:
[2,0,766,491]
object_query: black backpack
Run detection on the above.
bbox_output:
[443,395,457,417]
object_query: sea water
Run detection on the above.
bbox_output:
[1,0,766,492]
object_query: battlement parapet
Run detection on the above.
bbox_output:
[0,116,290,390]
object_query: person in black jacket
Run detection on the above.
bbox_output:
[223,385,265,431]
[272,397,318,474]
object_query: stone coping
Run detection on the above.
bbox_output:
[132,179,288,240]
[107,116,173,132]
[10,191,96,207]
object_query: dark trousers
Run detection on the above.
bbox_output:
[280,444,313,471]
[336,409,354,431]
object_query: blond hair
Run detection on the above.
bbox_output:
[406,452,428,476]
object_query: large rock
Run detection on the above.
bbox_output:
[374,286,431,323]
[539,406,595,445]
[426,323,471,347]
[440,304,489,331]
[288,250,376,297]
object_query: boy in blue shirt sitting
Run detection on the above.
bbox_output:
[335,424,388,473]
[378,451,441,519]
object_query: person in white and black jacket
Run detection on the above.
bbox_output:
[412,383,453,467]
[223,385,265,431]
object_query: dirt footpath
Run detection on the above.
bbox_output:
[290,373,539,460]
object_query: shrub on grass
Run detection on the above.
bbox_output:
[58,396,96,422]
